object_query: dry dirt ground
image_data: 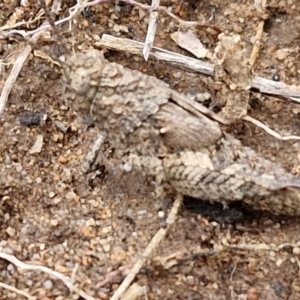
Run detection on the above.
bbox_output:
[1,0,300,299]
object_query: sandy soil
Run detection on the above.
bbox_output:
[1,0,300,299]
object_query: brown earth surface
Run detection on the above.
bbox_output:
[1,0,300,299]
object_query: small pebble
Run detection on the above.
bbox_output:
[6,227,16,237]
[43,280,53,289]
[49,191,55,198]
[293,246,300,255]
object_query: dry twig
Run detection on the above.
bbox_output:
[0,252,96,300]
[243,115,300,140]
[99,34,300,100]
[249,21,264,66]
[249,0,267,65]
[0,281,35,300]
[96,265,131,288]
[0,45,32,114]
[110,194,183,300]
[0,10,45,32]
[0,0,92,39]
[122,0,221,30]
[228,242,296,252]
[0,0,218,40]
[143,0,160,60]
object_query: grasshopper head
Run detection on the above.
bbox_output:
[63,49,105,115]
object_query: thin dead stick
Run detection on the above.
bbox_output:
[143,0,160,60]
[291,96,300,103]
[0,0,218,40]
[228,242,296,252]
[0,281,36,300]
[110,194,183,300]
[161,7,221,32]
[99,34,300,100]
[249,0,267,65]
[0,10,45,32]
[98,34,213,74]
[70,263,80,294]
[0,0,92,39]
[122,0,222,31]
[243,115,300,140]
[251,76,300,100]
[0,252,96,300]
[96,265,131,288]
[0,0,62,114]
[249,21,264,65]
[0,45,32,114]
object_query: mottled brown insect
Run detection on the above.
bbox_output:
[63,49,300,216]
[63,50,223,155]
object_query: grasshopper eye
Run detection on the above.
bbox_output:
[63,50,104,95]
[70,67,92,96]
